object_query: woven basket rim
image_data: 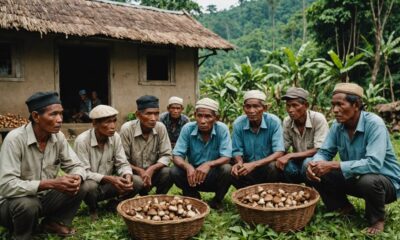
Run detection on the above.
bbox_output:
[232,183,320,212]
[117,194,210,225]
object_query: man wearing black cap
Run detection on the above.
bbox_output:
[120,95,173,196]
[276,87,329,183]
[0,92,87,239]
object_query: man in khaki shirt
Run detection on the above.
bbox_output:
[74,105,133,221]
[120,95,173,195]
[276,87,329,183]
[0,92,87,239]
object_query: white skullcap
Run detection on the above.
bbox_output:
[244,90,266,101]
[89,105,119,119]
[195,98,219,112]
[168,96,183,106]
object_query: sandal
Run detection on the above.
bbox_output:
[42,221,76,237]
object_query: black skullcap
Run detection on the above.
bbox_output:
[25,91,61,113]
[136,95,159,110]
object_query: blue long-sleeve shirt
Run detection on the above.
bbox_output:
[232,113,285,162]
[312,111,400,198]
[173,122,232,167]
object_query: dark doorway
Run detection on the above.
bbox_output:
[59,45,109,122]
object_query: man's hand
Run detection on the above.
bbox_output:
[53,174,81,195]
[276,155,291,171]
[185,164,196,187]
[231,163,243,178]
[195,162,211,184]
[306,162,321,182]
[310,161,338,178]
[143,168,155,188]
[103,175,133,194]
[237,162,257,176]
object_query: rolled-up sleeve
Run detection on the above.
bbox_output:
[340,123,387,179]
[0,137,40,198]
[157,125,172,166]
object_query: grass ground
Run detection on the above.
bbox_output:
[1,138,400,239]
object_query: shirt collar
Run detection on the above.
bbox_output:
[90,128,112,147]
[290,111,313,129]
[244,113,267,130]
[190,123,217,137]
[134,120,157,137]
[26,122,57,146]
[338,111,365,132]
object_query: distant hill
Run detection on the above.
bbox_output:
[197,0,315,79]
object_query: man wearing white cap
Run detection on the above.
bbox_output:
[74,105,133,221]
[171,98,232,210]
[160,96,190,148]
[231,90,285,188]
[276,87,329,183]
[305,83,400,235]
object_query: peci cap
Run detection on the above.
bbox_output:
[136,95,159,111]
[25,91,61,113]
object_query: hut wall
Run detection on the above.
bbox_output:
[0,31,55,118]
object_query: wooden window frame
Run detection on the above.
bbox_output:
[139,47,175,86]
[0,40,23,82]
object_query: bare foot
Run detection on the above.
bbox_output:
[364,220,384,235]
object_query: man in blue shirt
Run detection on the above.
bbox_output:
[171,98,232,210]
[231,90,285,189]
[305,83,400,235]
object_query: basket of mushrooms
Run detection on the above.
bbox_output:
[117,195,210,240]
[232,183,320,232]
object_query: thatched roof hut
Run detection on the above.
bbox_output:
[0,0,234,50]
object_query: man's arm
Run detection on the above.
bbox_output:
[74,134,103,182]
[113,133,134,177]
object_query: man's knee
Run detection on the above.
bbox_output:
[132,175,144,191]
[356,174,387,198]
[218,164,232,176]
[9,197,41,219]
[81,180,99,194]
[157,167,171,180]
[170,166,185,180]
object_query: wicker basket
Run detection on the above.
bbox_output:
[232,183,320,232]
[117,195,210,240]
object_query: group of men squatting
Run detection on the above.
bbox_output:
[0,82,399,239]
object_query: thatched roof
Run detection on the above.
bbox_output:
[0,0,234,50]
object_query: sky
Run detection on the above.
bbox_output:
[194,0,239,11]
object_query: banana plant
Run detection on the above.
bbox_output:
[363,83,387,112]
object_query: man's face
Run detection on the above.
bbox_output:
[92,92,98,99]
[80,94,87,101]
[285,99,308,121]
[137,108,160,129]
[243,99,265,122]
[94,115,117,137]
[34,104,63,134]
[195,108,217,133]
[331,93,358,123]
[168,104,183,119]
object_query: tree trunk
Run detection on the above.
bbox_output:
[302,0,307,44]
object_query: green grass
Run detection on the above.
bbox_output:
[1,138,400,239]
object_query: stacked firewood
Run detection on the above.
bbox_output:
[0,113,29,128]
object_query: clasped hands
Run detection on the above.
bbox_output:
[186,162,211,187]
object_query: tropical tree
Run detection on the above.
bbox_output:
[135,0,202,14]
